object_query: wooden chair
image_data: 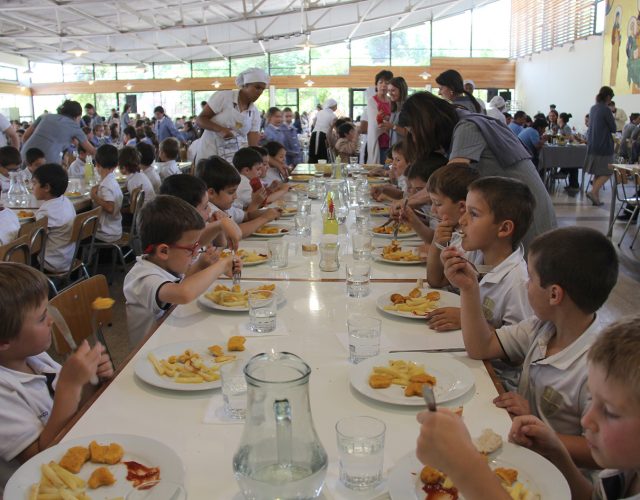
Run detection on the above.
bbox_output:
[19,215,48,271]
[0,234,31,263]
[48,274,112,356]
[45,207,101,293]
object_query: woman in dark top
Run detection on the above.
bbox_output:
[397,92,556,249]
[584,86,617,206]
[435,69,483,114]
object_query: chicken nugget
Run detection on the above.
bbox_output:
[59,446,90,473]
[88,466,116,489]
[494,467,518,485]
[410,373,437,386]
[408,287,422,298]
[227,336,246,352]
[368,374,393,389]
[420,465,444,485]
[390,293,406,305]
[425,291,441,301]
[208,344,224,357]
[89,441,124,465]
[404,382,424,397]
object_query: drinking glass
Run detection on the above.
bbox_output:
[267,240,288,269]
[347,314,381,363]
[221,359,248,419]
[349,156,359,167]
[351,232,372,261]
[125,481,187,499]
[336,416,386,490]
[346,262,371,298]
[294,214,311,237]
[248,290,277,333]
[354,206,370,231]
[319,237,340,272]
[297,197,312,215]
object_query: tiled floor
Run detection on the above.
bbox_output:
[93,185,640,369]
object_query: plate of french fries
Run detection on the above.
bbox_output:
[369,205,390,217]
[276,205,298,217]
[350,353,474,406]
[4,433,184,500]
[135,339,246,390]
[371,223,416,238]
[374,241,426,264]
[221,248,268,266]
[376,287,459,319]
[388,441,569,499]
[198,282,284,312]
[252,224,290,237]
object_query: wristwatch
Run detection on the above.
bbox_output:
[392,125,397,131]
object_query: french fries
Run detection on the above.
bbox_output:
[383,289,441,316]
[204,283,276,308]
[368,359,437,398]
[255,225,286,234]
[148,349,222,384]
[29,462,90,500]
[380,240,422,262]
[372,223,411,234]
[221,249,268,264]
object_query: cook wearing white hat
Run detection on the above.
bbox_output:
[323,98,338,110]
[487,95,507,124]
[235,67,270,87]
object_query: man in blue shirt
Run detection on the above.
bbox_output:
[518,117,547,168]
[508,110,526,136]
[153,106,184,143]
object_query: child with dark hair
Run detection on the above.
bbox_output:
[334,122,359,163]
[263,141,290,185]
[90,144,123,243]
[196,156,281,238]
[21,148,46,185]
[136,142,161,193]
[123,195,239,345]
[0,146,22,193]
[123,126,138,147]
[32,164,76,273]
[371,142,413,202]
[443,226,618,467]
[156,138,181,180]
[118,146,155,204]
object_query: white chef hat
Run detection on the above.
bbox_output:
[323,98,337,109]
[463,79,475,88]
[235,68,270,87]
[489,95,506,111]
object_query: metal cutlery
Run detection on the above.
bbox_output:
[388,348,466,353]
[232,249,241,286]
[423,384,437,412]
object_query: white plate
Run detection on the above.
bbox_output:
[134,340,224,391]
[388,442,570,499]
[373,247,426,265]
[5,433,184,499]
[376,287,460,319]
[369,206,390,217]
[251,225,291,237]
[197,281,285,312]
[221,250,268,267]
[370,228,417,239]
[11,209,35,223]
[350,352,474,406]
[64,192,85,199]
[278,208,298,218]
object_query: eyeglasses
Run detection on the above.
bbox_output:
[170,241,201,257]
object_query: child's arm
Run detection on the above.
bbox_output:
[558,434,598,469]
[247,187,268,213]
[239,208,281,237]
[90,185,115,214]
[17,341,107,462]
[510,415,593,499]
[157,256,235,304]
[442,247,505,360]
[426,217,456,288]
[401,203,434,244]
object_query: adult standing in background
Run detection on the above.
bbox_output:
[585,86,617,206]
[486,96,507,124]
[154,106,184,143]
[366,69,394,164]
[121,103,132,130]
[282,107,302,166]
[0,112,19,149]
[308,98,337,163]
[463,80,486,112]
[196,67,267,163]
[380,76,409,147]
[81,103,103,129]
[608,100,627,132]
[436,70,483,113]
[22,100,96,163]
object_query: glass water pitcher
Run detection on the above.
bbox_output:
[233,352,328,500]
[8,171,29,207]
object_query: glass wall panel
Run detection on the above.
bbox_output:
[65,93,96,109]
[0,93,32,121]
[116,92,161,118]
[432,11,472,57]
[351,33,391,66]
[154,63,191,79]
[270,50,309,75]
[254,92,270,114]
[194,90,215,111]
[94,64,116,80]
[96,94,119,117]
[472,0,511,57]
[33,95,66,117]
[231,55,268,75]
[160,90,193,118]
[31,63,63,84]
[63,64,94,82]
[299,88,349,116]
[116,65,153,80]
[192,60,230,78]
[595,0,605,34]
[0,66,18,82]
[391,24,431,66]
[309,43,349,75]
[275,88,298,111]
[351,88,367,121]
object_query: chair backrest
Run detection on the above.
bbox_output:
[130,188,145,255]
[48,274,112,355]
[72,206,101,243]
[19,216,48,269]
[614,168,631,203]
[0,234,31,264]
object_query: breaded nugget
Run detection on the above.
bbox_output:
[227,336,246,351]
[425,291,441,301]
[208,344,224,357]
[368,374,393,389]
[88,466,116,489]
[494,467,518,485]
[59,446,90,473]
[410,373,437,386]
[408,287,422,298]
[89,441,124,465]
[390,293,406,304]
[420,465,444,485]
[404,382,424,397]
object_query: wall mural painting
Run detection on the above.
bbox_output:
[604,0,640,94]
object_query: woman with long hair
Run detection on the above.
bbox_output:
[397,92,556,249]
[435,69,483,113]
[380,76,409,146]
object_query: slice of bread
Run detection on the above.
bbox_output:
[473,428,503,454]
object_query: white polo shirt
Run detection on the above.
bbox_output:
[208,201,245,225]
[263,167,284,186]
[0,353,60,487]
[36,196,76,273]
[595,470,640,500]
[233,174,252,210]
[95,171,123,243]
[126,172,156,205]
[68,158,85,178]
[0,173,10,193]
[496,316,602,436]
[142,165,161,193]
[124,257,180,346]
[155,160,180,180]
[0,208,19,245]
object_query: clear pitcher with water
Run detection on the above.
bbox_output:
[233,352,328,500]
[8,171,30,208]
[320,179,348,224]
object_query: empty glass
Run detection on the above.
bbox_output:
[351,232,372,261]
[336,416,386,490]
[248,290,277,333]
[268,240,289,269]
[319,236,340,272]
[347,314,381,364]
[221,359,248,420]
[294,214,311,237]
[354,206,371,232]
[346,262,371,298]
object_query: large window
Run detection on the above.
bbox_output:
[392,25,430,66]
[33,95,65,117]
[350,89,367,121]
[310,43,349,75]
[31,63,63,84]
[0,93,33,121]
[299,88,349,117]
[432,11,472,57]
[154,63,190,79]
[160,90,193,118]
[96,94,119,117]
[116,65,153,80]
[66,94,96,109]
[351,33,391,66]
[0,66,18,82]
[472,0,511,57]
[275,89,298,111]
[63,64,94,82]
[192,60,230,78]
[231,55,268,76]
[270,50,308,76]
[95,65,116,81]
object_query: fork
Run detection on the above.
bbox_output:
[231,249,241,286]
[423,385,437,412]
[413,208,442,223]
[393,199,409,239]
[434,244,495,275]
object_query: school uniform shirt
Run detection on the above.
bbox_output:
[208,201,245,224]
[95,172,123,243]
[155,160,180,180]
[0,172,10,193]
[21,113,87,164]
[263,167,284,186]
[126,172,155,205]
[124,257,181,346]
[142,165,161,193]
[0,208,20,245]
[68,158,85,178]
[0,353,60,489]
[36,196,75,273]
[233,174,252,210]
[0,113,10,148]
[508,122,524,136]
[496,316,602,436]
[595,470,640,500]
[155,116,184,142]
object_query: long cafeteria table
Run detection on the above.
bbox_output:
[607,163,640,237]
[537,144,587,191]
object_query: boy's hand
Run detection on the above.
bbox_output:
[434,216,455,246]
[426,307,461,331]
[416,409,476,471]
[442,247,478,291]
[212,210,227,222]
[59,340,102,388]
[268,180,280,192]
[89,185,99,201]
[197,246,221,268]
[389,199,405,220]
[263,207,281,221]
[251,187,268,206]
[509,415,564,458]
[220,255,240,277]
[370,186,383,201]
[493,391,531,416]
[97,350,114,379]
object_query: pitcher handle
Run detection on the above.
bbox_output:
[274,399,292,469]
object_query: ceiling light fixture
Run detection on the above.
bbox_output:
[66,47,88,57]
[88,80,95,85]
[418,71,431,80]
[175,76,183,82]
[23,63,33,75]
[212,80,221,88]
[125,83,133,91]
[304,79,314,87]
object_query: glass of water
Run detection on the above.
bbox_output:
[354,206,370,231]
[297,195,312,215]
[294,214,311,236]
[351,232,372,261]
[221,359,248,420]
[267,240,288,269]
[336,416,386,491]
[347,314,381,363]
[248,290,277,333]
[346,262,371,298]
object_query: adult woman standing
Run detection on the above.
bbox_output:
[366,70,393,164]
[195,68,268,162]
[584,86,617,206]
[22,100,96,163]
[397,92,556,249]
[380,76,409,147]
[121,103,132,130]
[435,70,482,113]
